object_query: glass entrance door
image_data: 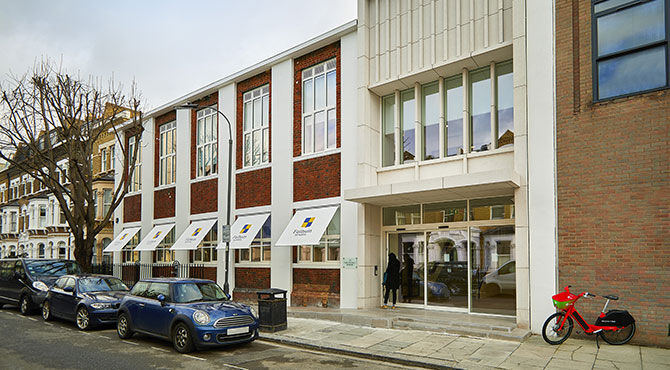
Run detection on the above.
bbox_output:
[387,233,424,305]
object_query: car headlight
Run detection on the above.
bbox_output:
[249,306,258,318]
[91,303,112,309]
[193,310,210,325]
[32,281,49,292]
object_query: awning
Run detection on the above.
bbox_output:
[171,219,217,250]
[276,206,338,246]
[219,213,270,250]
[103,227,141,252]
[134,224,175,251]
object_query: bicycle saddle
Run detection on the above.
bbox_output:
[603,295,619,300]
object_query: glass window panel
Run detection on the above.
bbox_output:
[423,201,467,223]
[240,249,250,261]
[383,205,421,226]
[251,247,261,262]
[326,208,340,236]
[303,80,313,113]
[496,61,514,148]
[303,116,313,153]
[314,75,325,110]
[253,130,261,166]
[326,70,336,106]
[262,128,269,163]
[244,102,251,131]
[596,0,665,56]
[198,120,205,146]
[262,86,269,94]
[313,245,326,262]
[262,95,269,127]
[470,68,491,152]
[262,246,271,261]
[327,243,340,261]
[253,98,261,129]
[244,134,251,167]
[470,196,515,221]
[212,143,217,174]
[382,95,396,167]
[598,46,667,99]
[315,63,324,74]
[253,89,260,98]
[299,246,311,261]
[211,115,217,142]
[197,147,203,177]
[327,109,336,149]
[314,111,325,152]
[203,144,211,176]
[302,68,312,79]
[445,76,463,156]
[594,0,634,13]
[422,83,440,160]
[400,89,416,162]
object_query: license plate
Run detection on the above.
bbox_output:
[227,326,249,335]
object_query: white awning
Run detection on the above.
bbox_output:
[134,224,175,251]
[171,219,217,250]
[218,214,270,250]
[103,227,141,252]
[276,206,338,246]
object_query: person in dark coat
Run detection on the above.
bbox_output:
[382,253,401,308]
[402,254,414,303]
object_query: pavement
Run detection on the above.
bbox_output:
[260,317,670,370]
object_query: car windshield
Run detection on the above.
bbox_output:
[25,260,81,277]
[173,282,227,303]
[79,277,128,293]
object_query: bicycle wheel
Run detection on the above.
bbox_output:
[542,312,573,345]
[599,322,635,345]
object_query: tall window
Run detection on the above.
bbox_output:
[122,231,140,263]
[302,59,337,154]
[10,211,17,232]
[243,85,270,167]
[191,222,217,263]
[299,209,340,263]
[93,190,98,219]
[470,67,491,152]
[153,228,175,263]
[159,121,176,185]
[593,0,669,100]
[238,216,271,263]
[445,76,464,156]
[128,136,141,192]
[400,89,416,162]
[381,95,396,167]
[496,61,514,147]
[422,82,440,160]
[101,147,108,172]
[196,107,218,177]
[103,189,112,217]
[39,206,47,228]
[110,145,115,170]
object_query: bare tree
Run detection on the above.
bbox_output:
[0,60,143,271]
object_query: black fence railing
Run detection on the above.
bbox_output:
[90,262,208,287]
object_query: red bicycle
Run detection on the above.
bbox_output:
[542,286,636,345]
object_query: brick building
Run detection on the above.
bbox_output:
[555,0,669,346]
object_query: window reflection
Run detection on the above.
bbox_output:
[400,89,415,162]
[469,68,491,152]
[445,76,463,156]
[598,46,666,99]
[422,83,440,160]
[496,61,514,148]
[382,95,395,167]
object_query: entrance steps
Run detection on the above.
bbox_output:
[287,306,531,342]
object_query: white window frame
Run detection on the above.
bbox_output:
[191,222,218,264]
[301,58,337,155]
[196,107,218,178]
[159,121,176,186]
[39,205,47,228]
[102,189,112,218]
[101,147,108,172]
[128,136,141,192]
[242,85,270,168]
[153,228,175,263]
[238,216,271,263]
[122,232,140,263]
[297,209,340,263]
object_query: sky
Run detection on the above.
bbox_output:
[0,0,357,111]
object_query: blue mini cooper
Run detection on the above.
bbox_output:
[117,278,259,353]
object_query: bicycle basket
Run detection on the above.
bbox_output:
[552,291,577,309]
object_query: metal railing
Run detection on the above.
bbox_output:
[90,261,208,287]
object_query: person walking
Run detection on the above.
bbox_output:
[382,253,400,309]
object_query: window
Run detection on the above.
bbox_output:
[445,76,464,156]
[381,95,396,167]
[243,85,270,167]
[93,190,98,219]
[400,89,416,162]
[302,59,337,154]
[122,231,140,263]
[101,147,108,172]
[110,145,115,170]
[38,244,45,258]
[593,0,669,100]
[153,228,175,263]
[39,205,47,228]
[190,222,217,263]
[159,121,176,185]
[422,82,440,160]
[298,209,340,263]
[470,67,492,152]
[238,216,271,263]
[196,107,218,177]
[496,61,514,147]
[382,205,421,226]
[128,136,141,192]
[470,197,515,221]
[102,189,112,217]
[10,211,17,232]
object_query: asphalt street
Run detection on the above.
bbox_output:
[0,305,418,370]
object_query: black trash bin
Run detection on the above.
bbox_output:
[257,288,287,332]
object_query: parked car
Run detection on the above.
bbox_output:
[117,278,259,353]
[42,274,129,330]
[0,258,81,315]
[482,260,516,295]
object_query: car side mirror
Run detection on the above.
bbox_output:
[63,286,75,293]
[157,294,166,306]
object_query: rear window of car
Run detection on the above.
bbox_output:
[24,260,81,277]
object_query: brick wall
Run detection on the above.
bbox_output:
[153,187,175,219]
[154,110,176,187]
[190,178,217,215]
[293,154,341,202]
[123,194,141,223]
[555,0,670,347]
[235,167,271,209]
[233,267,270,303]
[292,268,340,308]
[190,93,219,180]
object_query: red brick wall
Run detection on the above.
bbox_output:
[235,167,271,209]
[233,267,271,303]
[292,268,340,308]
[293,154,341,202]
[190,178,217,215]
[154,110,176,187]
[293,41,341,157]
[555,0,670,347]
[236,70,272,169]
[190,93,219,180]
[153,187,175,219]
[191,266,217,282]
[123,194,141,223]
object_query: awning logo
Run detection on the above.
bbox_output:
[191,228,202,237]
[301,217,315,228]
[240,224,251,234]
[153,231,162,239]
[119,233,127,240]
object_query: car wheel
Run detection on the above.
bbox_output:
[42,300,53,321]
[117,313,134,339]
[19,295,31,315]
[76,307,91,330]
[172,322,195,353]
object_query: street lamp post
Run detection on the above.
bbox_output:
[177,103,233,295]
